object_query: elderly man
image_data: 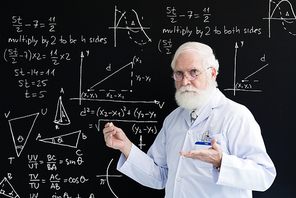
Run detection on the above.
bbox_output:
[103,42,276,198]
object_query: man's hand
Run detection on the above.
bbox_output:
[102,123,132,158]
[179,138,223,167]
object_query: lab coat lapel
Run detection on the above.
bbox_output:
[191,89,225,127]
[193,105,212,126]
[182,109,192,127]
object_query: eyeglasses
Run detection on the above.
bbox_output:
[172,67,212,82]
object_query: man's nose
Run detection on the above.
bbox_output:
[181,74,191,86]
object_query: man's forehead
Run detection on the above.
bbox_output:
[175,55,204,71]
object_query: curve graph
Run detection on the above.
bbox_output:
[264,0,296,37]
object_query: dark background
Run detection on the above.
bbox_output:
[0,0,295,197]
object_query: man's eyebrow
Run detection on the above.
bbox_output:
[174,68,183,72]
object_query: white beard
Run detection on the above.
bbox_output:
[175,85,215,110]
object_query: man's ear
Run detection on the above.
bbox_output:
[211,67,217,81]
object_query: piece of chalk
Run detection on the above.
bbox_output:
[109,122,113,127]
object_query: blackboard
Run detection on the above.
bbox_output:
[1,0,296,197]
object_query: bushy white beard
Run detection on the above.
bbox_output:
[175,85,215,110]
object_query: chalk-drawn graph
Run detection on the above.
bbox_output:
[264,0,296,37]
[77,54,139,104]
[8,112,39,157]
[87,56,139,92]
[38,130,81,148]
[96,159,122,198]
[0,177,19,198]
[72,53,165,108]
[109,6,152,47]
[224,42,269,96]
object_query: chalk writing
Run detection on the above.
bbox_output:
[166,7,211,23]
[12,16,57,33]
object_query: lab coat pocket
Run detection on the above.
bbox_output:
[193,144,212,168]
[211,133,228,154]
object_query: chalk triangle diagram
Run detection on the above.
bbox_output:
[39,130,81,148]
[53,96,71,125]
[0,177,20,198]
[87,57,136,92]
[8,113,39,157]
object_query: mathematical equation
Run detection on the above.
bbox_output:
[11,67,56,98]
[12,16,57,33]
[28,155,86,191]
[81,106,157,119]
[166,7,211,23]
[4,16,109,100]
[4,48,70,65]
[132,123,158,135]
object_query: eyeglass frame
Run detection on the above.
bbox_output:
[172,67,212,82]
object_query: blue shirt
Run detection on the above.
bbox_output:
[117,89,276,198]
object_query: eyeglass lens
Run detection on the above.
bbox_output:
[174,70,198,81]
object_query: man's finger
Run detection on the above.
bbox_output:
[105,134,112,147]
[211,138,222,151]
[179,151,190,156]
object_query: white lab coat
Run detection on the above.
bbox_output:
[117,88,276,198]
